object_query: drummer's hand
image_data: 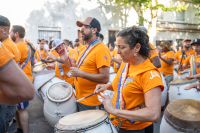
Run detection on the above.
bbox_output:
[184,83,200,91]
[60,52,69,63]
[70,67,83,77]
[98,92,116,114]
[186,75,198,79]
[48,54,57,61]
[45,64,55,70]
[95,84,108,94]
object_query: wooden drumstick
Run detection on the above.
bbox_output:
[76,92,96,102]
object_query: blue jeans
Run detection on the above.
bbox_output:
[0,104,17,132]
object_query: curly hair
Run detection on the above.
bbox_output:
[116,26,151,58]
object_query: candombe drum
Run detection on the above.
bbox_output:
[180,68,190,79]
[160,99,200,133]
[33,62,57,102]
[161,74,167,107]
[54,110,118,133]
[44,82,77,127]
[169,78,200,102]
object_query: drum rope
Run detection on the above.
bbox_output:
[110,117,126,131]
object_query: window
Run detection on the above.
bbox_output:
[38,30,61,40]
[175,11,185,21]
[108,30,119,46]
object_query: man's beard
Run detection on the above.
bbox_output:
[184,45,190,49]
[82,30,92,41]
[10,35,16,42]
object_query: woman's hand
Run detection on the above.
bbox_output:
[184,83,200,91]
[98,92,116,114]
[95,84,109,94]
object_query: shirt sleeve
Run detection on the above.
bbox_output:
[167,51,175,60]
[0,44,14,67]
[69,50,78,61]
[184,56,191,65]
[95,47,111,69]
[175,52,179,60]
[140,70,164,93]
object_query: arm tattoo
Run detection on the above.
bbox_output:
[0,59,12,71]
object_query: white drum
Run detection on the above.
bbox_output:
[180,68,190,79]
[54,110,118,133]
[173,70,180,80]
[44,82,77,127]
[160,99,200,133]
[161,74,168,107]
[169,78,200,102]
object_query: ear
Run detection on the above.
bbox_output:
[134,43,141,53]
[92,28,97,34]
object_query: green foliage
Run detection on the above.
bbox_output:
[192,0,200,20]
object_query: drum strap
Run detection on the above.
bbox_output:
[20,46,31,69]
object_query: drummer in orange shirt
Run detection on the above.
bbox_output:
[34,42,48,63]
[74,39,84,55]
[70,17,111,111]
[175,39,195,74]
[95,26,163,133]
[46,39,78,85]
[10,25,33,133]
[183,39,200,75]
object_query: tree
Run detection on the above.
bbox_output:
[192,0,200,21]
[115,0,187,29]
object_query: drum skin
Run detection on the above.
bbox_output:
[161,74,167,107]
[169,79,200,102]
[160,99,200,133]
[180,68,190,79]
[55,110,117,133]
[33,69,56,101]
[44,89,77,127]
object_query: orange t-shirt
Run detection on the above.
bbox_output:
[34,49,48,62]
[74,43,111,106]
[55,48,78,85]
[0,44,14,67]
[184,54,200,74]
[112,49,122,72]
[16,42,33,82]
[149,43,159,59]
[2,38,20,64]
[175,49,195,75]
[50,50,59,58]
[74,44,84,55]
[110,60,164,130]
[158,51,175,75]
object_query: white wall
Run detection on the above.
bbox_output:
[0,0,137,47]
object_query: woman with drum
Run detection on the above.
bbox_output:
[95,26,164,133]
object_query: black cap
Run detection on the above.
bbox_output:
[75,39,79,42]
[76,17,101,32]
[190,39,200,45]
[0,15,10,27]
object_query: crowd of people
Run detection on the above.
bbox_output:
[1,14,200,133]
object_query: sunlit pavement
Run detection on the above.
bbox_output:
[8,95,163,133]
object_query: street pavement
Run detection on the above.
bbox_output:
[8,95,164,133]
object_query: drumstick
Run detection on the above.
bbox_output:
[76,92,96,102]
[68,57,78,81]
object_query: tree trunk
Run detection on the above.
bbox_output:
[132,4,144,26]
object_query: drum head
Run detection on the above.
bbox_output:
[164,99,200,132]
[48,83,72,102]
[56,110,107,131]
[34,62,43,66]
[33,65,44,73]
[169,78,198,85]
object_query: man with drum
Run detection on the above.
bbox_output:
[10,25,33,133]
[182,39,200,76]
[70,17,111,111]
[46,39,78,85]
[175,39,195,74]
[0,15,34,133]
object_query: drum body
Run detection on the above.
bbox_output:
[34,70,62,102]
[173,70,179,80]
[180,68,190,79]
[160,99,200,133]
[161,74,167,107]
[55,110,117,133]
[169,79,200,102]
[44,83,77,127]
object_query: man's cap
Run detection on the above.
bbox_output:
[183,39,191,43]
[76,17,101,32]
[139,26,148,33]
[0,15,10,27]
[45,40,48,43]
[51,39,63,51]
[75,39,79,42]
[190,39,200,45]
[160,41,171,51]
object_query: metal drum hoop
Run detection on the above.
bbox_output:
[169,79,198,86]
